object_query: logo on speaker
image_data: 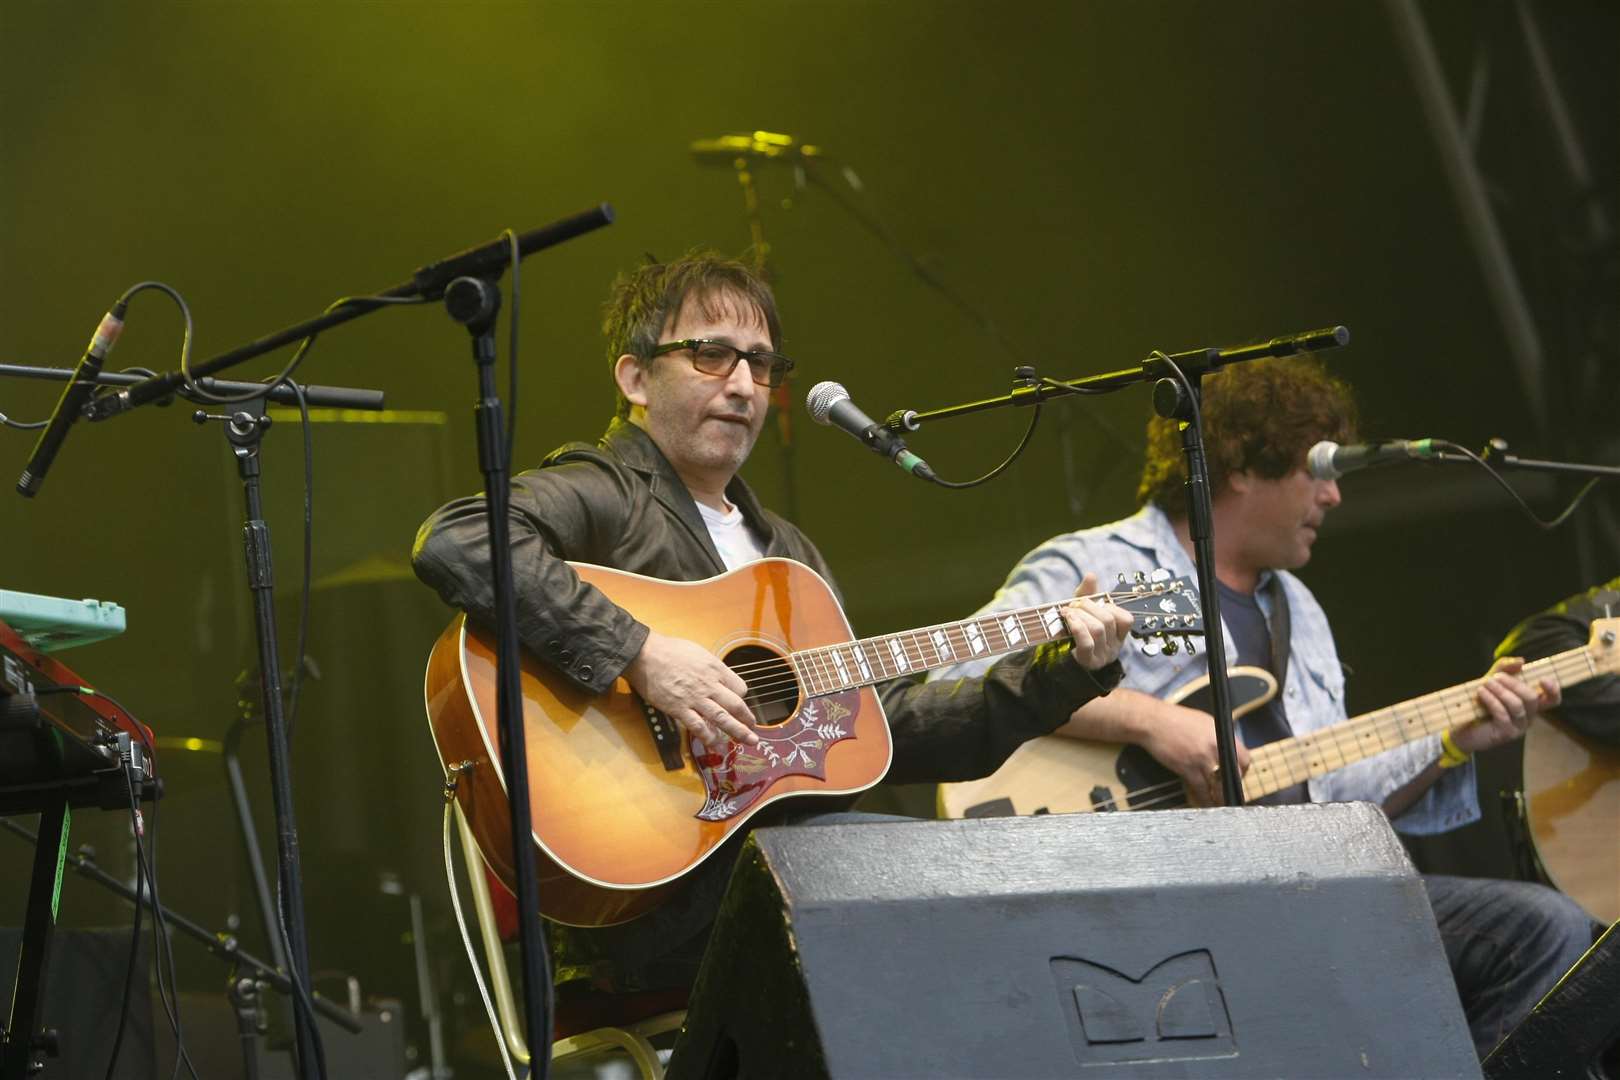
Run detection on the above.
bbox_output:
[1050,950,1235,1065]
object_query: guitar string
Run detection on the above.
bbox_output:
[709,585,1193,681]
[967,647,1599,813]
[733,599,1127,704]
[725,595,1199,702]
[736,591,1198,704]
[717,600,1128,681]
[1243,649,1587,790]
[1217,649,1588,795]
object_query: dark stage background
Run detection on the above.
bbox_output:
[2,1,1615,1073]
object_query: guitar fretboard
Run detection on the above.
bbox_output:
[790,593,1124,696]
[1242,645,1601,800]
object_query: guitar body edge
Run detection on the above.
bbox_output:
[424,558,895,927]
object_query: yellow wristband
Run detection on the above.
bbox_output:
[1438,729,1471,770]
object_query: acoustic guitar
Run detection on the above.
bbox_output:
[1523,712,1620,924]
[424,559,1202,926]
[939,618,1620,825]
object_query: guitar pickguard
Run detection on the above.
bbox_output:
[692,690,862,821]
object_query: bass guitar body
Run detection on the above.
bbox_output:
[938,668,1277,819]
[424,558,890,928]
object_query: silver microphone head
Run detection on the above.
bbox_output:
[805,381,850,424]
[1306,440,1342,481]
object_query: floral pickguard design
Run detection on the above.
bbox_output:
[691,691,861,821]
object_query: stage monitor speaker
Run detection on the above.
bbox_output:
[667,803,1479,1080]
[0,927,153,1080]
[1484,917,1620,1079]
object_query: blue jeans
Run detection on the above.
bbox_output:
[1424,874,1597,1058]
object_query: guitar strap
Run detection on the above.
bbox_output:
[1262,572,1292,698]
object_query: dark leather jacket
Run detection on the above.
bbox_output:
[412,419,1120,988]
[413,418,1119,785]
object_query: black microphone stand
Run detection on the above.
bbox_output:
[0,363,385,412]
[881,326,1352,807]
[10,206,615,1072]
[440,274,555,1073]
[194,400,326,1076]
[1435,439,1620,481]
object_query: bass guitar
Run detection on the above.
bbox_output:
[424,560,1200,926]
[940,618,1620,823]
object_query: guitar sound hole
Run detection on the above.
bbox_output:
[725,644,800,728]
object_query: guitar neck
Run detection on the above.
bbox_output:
[790,598,1105,696]
[1243,643,1603,801]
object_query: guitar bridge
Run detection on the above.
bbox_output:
[642,702,685,772]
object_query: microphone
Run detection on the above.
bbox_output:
[1307,438,1436,480]
[17,299,129,497]
[690,131,823,165]
[806,382,936,483]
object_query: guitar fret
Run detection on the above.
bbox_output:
[829,647,851,688]
[810,648,833,693]
[788,579,1205,698]
[904,631,930,670]
[999,613,1025,648]
[792,655,816,697]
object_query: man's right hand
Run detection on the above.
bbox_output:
[623,629,761,748]
[1138,700,1252,807]
[1062,688,1250,807]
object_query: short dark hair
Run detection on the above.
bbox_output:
[602,249,783,419]
[1138,355,1358,511]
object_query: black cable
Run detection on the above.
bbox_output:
[102,750,148,1080]
[282,379,314,739]
[1436,439,1604,529]
[273,876,329,1080]
[918,402,1044,489]
[68,685,202,1080]
[180,293,427,406]
[0,410,49,430]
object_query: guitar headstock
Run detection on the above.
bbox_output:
[1588,617,1620,675]
[1109,570,1203,654]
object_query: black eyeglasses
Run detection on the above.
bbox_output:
[650,339,795,388]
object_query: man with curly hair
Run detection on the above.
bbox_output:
[932,356,1596,1057]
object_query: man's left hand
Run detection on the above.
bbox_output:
[1064,571,1135,671]
[1454,656,1562,753]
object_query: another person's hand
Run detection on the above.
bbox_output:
[1064,572,1137,671]
[623,630,761,748]
[1451,656,1562,754]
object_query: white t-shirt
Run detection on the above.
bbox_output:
[697,499,767,571]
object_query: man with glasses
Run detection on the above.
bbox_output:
[412,249,1132,1000]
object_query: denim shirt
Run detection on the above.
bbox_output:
[932,505,1479,834]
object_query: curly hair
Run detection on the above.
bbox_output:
[602,249,782,419]
[1138,355,1358,511]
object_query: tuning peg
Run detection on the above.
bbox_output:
[1161,636,1179,656]
[1149,568,1171,582]
[1184,637,1198,656]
